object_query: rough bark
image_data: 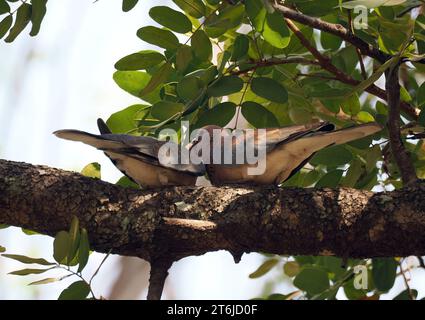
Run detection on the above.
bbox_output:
[1,159,425,262]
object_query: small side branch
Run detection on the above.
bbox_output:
[147,259,173,300]
[386,65,418,185]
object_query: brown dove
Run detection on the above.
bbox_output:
[54,119,205,188]
[188,122,381,186]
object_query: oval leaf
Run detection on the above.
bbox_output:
[1,254,55,266]
[115,51,165,71]
[241,101,279,128]
[251,77,288,103]
[53,231,70,264]
[249,259,279,279]
[196,102,237,127]
[58,281,91,300]
[294,267,330,295]
[372,258,397,292]
[137,26,179,50]
[149,6,192,34]
[207,75,244,97]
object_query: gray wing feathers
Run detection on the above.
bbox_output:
[54,129,205,176]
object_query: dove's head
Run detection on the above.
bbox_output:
[186,125,223,150]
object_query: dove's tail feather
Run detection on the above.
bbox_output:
[294,122,382,153]
[312,122,381,145]
[97,118,112,134]
[53,129,124,150]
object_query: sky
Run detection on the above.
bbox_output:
[0,0,423,300]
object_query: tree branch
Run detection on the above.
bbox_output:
[2,158,425,258]
[271,3,390,63]
[386,65,418,185]
[2,159,425,298]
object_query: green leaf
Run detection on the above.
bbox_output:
[418,109,425,127]
[176,44,193,73]
[53,231,70,264]
[196,102,237,128]
[289,107,313,124]
[342,93,361,116]
[417,82,425,107]
[393,289,418,300]
[122,0,138,12]
[77,228,90,272]
[207,75,244,97]
[372,258,397,292]
[0,0,10,15]
[356,111,375,123]
[137,26,179,50]
[68,216,80,264]
[115,176,140,189]
[191,29,212,61]
[172,0,205,19]
[284,261,300,277]
[21,228,39,236]
[149,6,192,34]
[58,281,91,300]
[0,15,13,39]
[9,267,53,276]
[231,34,249,61]
[251,77,288,103]
[341,0,406,9]
[81,163,101,179]
[321,31,342,51]
[310,145,353,167]
[115,51,165,71]
[106,104,148,133]
[241,101,280,128]
[139,62,173,97]
[249,259,279,279]
[150,101,185,121]
[113,71,161,103]
[177,76,205,101]
[5,3,31,43]
[245,0,266,32]
[294,267,330,296]
[30,0,47,36]
[341,158,363,187]
[0,245,5,253]
[1,254,55,266]
[262,12,290,49]
[29,277,59,286]
[315,170,344,188]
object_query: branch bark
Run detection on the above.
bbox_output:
[2,158,425,260]
[386,65,418,185]
[2,159,425,298]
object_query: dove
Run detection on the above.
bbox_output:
[188,122,381,186]
[54,119,205,188]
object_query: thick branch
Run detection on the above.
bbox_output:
[1,159,425,261]
[386,65,418,185]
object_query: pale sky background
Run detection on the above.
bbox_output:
[0,0,423,300]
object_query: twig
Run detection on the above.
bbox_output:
[386,64,418,185]
[347,10,367,80]
[147,259,173,300]
[229,57,319,76]
[399,260,415,300]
